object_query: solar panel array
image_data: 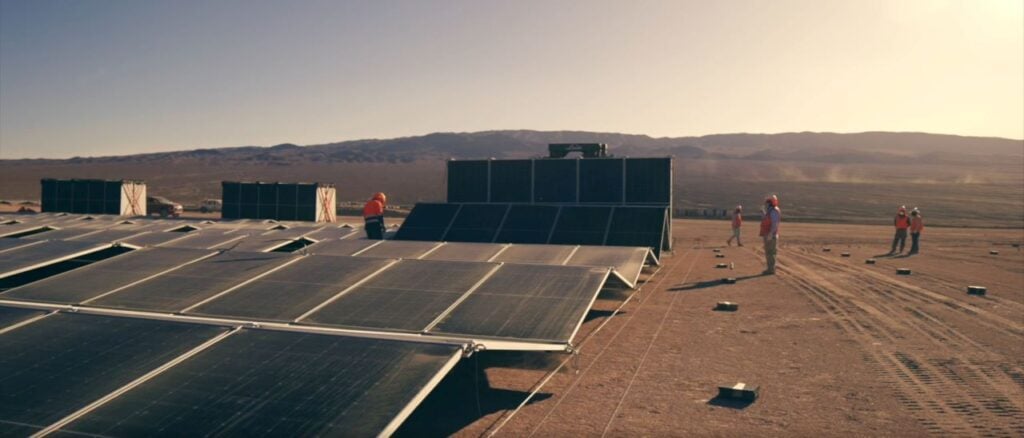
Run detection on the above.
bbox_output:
[221,181,336,222]
[0,212,657,435]
[447,157,672,205]
[394,203,669,257]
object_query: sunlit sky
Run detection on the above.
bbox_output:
[1,0,1021,158]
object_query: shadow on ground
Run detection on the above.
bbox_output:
[669,274,766,291]
[396,353,553,437]
[707,395,756,410]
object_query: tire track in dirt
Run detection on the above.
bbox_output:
[774,248,1024,437]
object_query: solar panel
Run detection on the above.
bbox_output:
[420,242,507,262]
[0,240,109,279]
[532,159,577,203]
[605,206,668,257]
[302,259,497,332]
[393,203,461,241]
[0,305,46,329]
[567,246,649,288]
[19,227,98,241]
[357,240,443,259]
[158,230,245,249]
[3,247,214,304]
[303,226,359,242]
[491,244,578,265]
[211,229,310,252]
[57,329,461,437]
[493,205,560,244]
[579,159,624,203]
[549,206,613,245]
[447,160,489,202]
[625,158,672,204]
[90,251,296,312]
[189,256,393,322]
[430,264,609,343]
[441,204,509,243]
[66,229,146,243]
[0,239,39,253]
[489,160,532,202]
[0,313,226,435]
[307,238,380,256]
[120,231,192,247]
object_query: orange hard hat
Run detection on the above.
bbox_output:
[372,192,386,203]
[765,195,779,207]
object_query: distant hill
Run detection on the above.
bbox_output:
[1,130,1021,227]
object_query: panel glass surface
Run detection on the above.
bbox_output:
[549,206,613,245]
[489,160,531,202]
[566,246,648,287]
[190,256,393,321]
[307,238,380,256]
[442,204,509,243]
[19,228,97,241]
[420,242,506,262]
[625,158,671,204]
[0,305,46,329]
[0,240,107,277]
[66,229,147,243]
[3,247,214,304]
[493,205,559,244]
[532,159,577,203]
[579,158,624,203]
[120,231,192,247]
[0,313,226,434]
[605,207,667,257]
[57,330,460,438]
[357,240,442,259]
[0,239,37,253]
[92,251,295,312]
[431,264,608,342]
[490,244,577,265]
[392,203,461,241]
[154,230,244,250]
[304,259,496,332]
[447,160,489,202]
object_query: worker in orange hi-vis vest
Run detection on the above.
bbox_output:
[908,207,924,255]
[890,205,911,255]
[727,205,743,247]
[362,192,387,240]
[759,195,781,275]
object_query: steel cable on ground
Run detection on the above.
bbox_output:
[597,248,699,437]
[484,247,691,437]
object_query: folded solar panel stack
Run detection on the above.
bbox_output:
[411,156,673,255]
[40,179,147,216]
[221,181,336,222]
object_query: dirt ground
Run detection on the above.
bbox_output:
[400,219,1024,437]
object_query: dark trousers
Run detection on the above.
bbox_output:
[891,229,908,253]
[910,232,920,254]
[364,216,385,240]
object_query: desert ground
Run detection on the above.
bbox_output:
[398,219,1024,437]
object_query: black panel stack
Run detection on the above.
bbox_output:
[221,182,336,222]
[40,179,146,216]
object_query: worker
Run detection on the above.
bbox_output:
[759,195,781,275]
[362,192,387,240]
[909,207,924,255]
[727,205,743,247]
[890,206,911,255]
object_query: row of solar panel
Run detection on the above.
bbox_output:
[0,309,460,436]
[394,203,669,256]
[39,179,142,215]
[447,157,672,204]
[1,245,612,344]
[221,182,333,221]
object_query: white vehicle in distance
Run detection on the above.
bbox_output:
[200,199,222,213]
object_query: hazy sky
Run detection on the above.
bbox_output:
[1,0,1021,158]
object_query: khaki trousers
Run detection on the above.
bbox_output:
[764,237,777,272]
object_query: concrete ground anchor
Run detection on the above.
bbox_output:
[897,268,912,275]
[967,286,987,296]
[865,259,876,264]
[717,382,759,401]
[714,301,738,311]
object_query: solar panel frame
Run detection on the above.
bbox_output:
[489,159,532,202]
[0,240,110,279]
[549,206,613,245]
[301,259,498,332]
[2,247,215,304]
[566,246,649,288]
[578,158,625,203]
[420,242,507,262]
[0,305,47,330]
[441,204,509,243]
[605,206,668,257]
[188,256,394,322]
[447,160,489,202]
[355,240,443,259]
[155,230,246,250]
[429,264,610,343]
[531,158,578,203]
[307,238,381,256]
[89,251,297,312]
[490,244,578,265]
[0,313,227,435]
[393,203,461,241]
[55,329,462,438]
[493,205,560,244]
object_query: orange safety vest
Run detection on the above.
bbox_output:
[910,216,924,233]
[362,200,384,218]
[760,208,779,237]
[895,215,910,230]
[732,213,742,229]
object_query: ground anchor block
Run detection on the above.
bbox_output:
[714,301,739,311]
[722,277,737,284]
[715,263,728,269]
[967,286,987,296]
[865,259,876,264]
[717,382,759,401]
[897,268,912,275]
